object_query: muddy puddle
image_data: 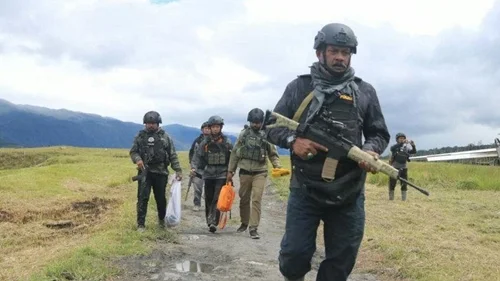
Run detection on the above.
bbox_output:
[175,260,215,273]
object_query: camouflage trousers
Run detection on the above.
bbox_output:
[137,172,169,227]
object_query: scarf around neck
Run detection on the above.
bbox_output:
[305,62,359,123]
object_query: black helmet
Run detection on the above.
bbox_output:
[201,121,209,129]
[314,23,358,54]
[395,132,406,141]
[247,108,264,123]
[207,115,224,126]
[143,111,162,124]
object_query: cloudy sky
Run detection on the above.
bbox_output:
[1,0,499,150]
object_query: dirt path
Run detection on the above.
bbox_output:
[114,172,378,281]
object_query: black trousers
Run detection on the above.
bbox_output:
[389,168,408,191]
[203,178,226,226]
[136,172,168,226]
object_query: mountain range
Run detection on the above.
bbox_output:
[0,98,290,155]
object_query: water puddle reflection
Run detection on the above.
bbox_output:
[175,260,214,273]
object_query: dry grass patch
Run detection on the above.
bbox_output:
[0,147,187,281]
[271,157,500,281]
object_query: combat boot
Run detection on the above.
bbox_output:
[402,191,407,201]
[237,223,248,233]
[209,224,217,233]
[389,190,394,200]
[249,228,260,239]
[158,219,165,229]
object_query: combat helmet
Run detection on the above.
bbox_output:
[247,108,265,123]
[314,23,358,54]
[207,115,224,126]
[143,111,162,124]
[395,132,406,141]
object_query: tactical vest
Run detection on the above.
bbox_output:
[204,135,230,165]
[237,129,267,163]
[393,144,410,164]
[139,130,169,166]
[292,87,364,206]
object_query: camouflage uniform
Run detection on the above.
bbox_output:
[228,108,282,239]
[191,115,233,233]
[129,111,182,228]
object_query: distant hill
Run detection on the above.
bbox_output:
[0,99,292,155]
[0,98,230,151]
[0,136,17,147]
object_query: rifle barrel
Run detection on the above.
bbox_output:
[398,177,429,196]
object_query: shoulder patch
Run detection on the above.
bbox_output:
[158,129,168,137]
[297,74,311,78]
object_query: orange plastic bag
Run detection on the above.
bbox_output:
[218,212,229,229]
[217,182,235,212]
[217,182,235,230]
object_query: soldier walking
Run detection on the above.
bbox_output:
[227,108,283,239]
[129,111,183,231]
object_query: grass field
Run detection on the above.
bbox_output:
[0,147,180,281]
[272,157,500,281]
[1,146,500,281]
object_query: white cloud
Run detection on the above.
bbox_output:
[0,0,499,150]
[243,0,496,35]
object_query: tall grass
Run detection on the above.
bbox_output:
[270,157,500,281]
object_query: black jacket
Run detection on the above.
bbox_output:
[266,74,390,203]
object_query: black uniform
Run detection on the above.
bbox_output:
[389,142,417,191]
[267,72,390,280]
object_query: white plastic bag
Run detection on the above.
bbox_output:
[165,178,182,227]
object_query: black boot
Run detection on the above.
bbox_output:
[237,223,248,233]
[249,228,260,239]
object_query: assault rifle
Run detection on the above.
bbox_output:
[185,174,194,201]
[132,166,147,183]
[185,171,203,201]
[263,110,429,196]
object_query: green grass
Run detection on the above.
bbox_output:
[0,146,186,281]
[3,146,500,281]
[270,158,500,281]
[367,161,500,191]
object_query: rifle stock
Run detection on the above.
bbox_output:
[263,110,429,196]
[132,167,147,183]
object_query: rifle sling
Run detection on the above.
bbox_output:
[292,91,314,122]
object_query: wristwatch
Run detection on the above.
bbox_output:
[286,134,297,149]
